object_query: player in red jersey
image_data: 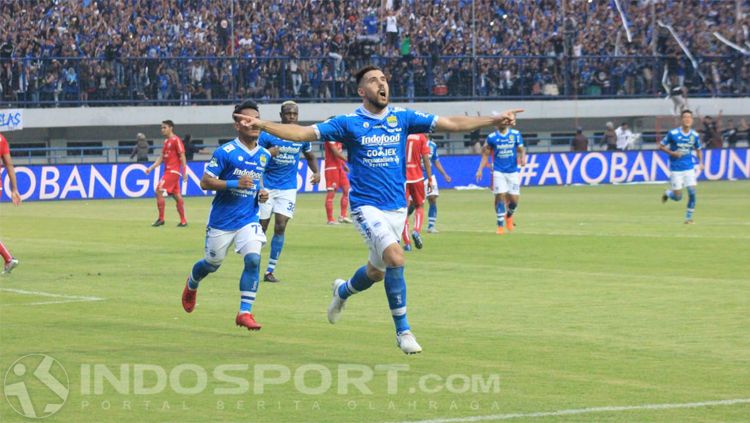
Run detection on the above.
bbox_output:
[1,133,21,274]
[402,133,432,250]
[146,120,188,227]
[324,140,351,225]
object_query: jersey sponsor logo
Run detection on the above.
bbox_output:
[223,144,236,153]
[414,111,431,119]
[231,168,263,179]
[386,115,398,128]
[208,158,218,167]
[361,134,400,146]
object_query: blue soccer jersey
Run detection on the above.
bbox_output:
[660,128,701,171]
[422,140,439,179]
[258,132,312,190]
[486,129,524,173]
[314,106,438,210]
[204,138,271,231]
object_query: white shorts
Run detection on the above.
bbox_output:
[424,175,439,197]
[492,171,520,195]
[259,188,297,220]
[204,222,267,265]
[670,169,697,190]
[351,206,407,272]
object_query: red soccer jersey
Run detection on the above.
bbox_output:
[161,135,185,174]
[324,141,345,170]
[0,134,8,159]
[405,134,429,183]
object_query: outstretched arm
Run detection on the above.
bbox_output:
[435,109,523,133]
[234,114,319,142]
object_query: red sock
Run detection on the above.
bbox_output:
[325,190,335,222]
[414,206,424,233]
[156,195,165,220]
[402,219,411,245]
[176,197,187,224]
[340,187,350,217]
[0,241,12,264]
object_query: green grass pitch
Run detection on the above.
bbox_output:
[1,181,749,422]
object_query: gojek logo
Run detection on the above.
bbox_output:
[4,354,69,419]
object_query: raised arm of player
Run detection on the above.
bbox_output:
[475,144,492,182]
[199,173,254,191]
[303,151,321,184]
[436,109,523,133]
[1,151,21,206]
[233,114,318,142]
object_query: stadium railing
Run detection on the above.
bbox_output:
[3,54,747,108]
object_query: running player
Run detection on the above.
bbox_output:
[181,100,272,331]
[402,133,432,250]
[424,138,451,233]
[475,117,525,234]
[324,139,351,225]
[146,120,188,227]
[0,133,21,274]
[659,109,703,224]
[233,65,522,354]
[258,101,320,283]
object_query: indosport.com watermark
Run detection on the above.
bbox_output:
[4,354,501,418]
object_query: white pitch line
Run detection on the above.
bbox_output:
[0,288,105,306]
[391,398,750,423]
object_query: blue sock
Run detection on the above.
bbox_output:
[188,259,219,290]
[266,234,284,274]
[338,265,375,299]
[507,202,517,217]
[240,253,261,313]
[496,202,506,227]
[686,187,696,219]
[428,203,437,228]
[384,266,410,333]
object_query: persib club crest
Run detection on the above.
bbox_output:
[509,134,515,142]
[386,115,398,128]
[260,155,268,166]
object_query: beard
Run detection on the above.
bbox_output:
[365,90,389,110]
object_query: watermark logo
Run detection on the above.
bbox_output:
[4,354,69,419]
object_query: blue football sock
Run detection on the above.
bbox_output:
[384,266,410,333]
[428,203,437,228]
[686,187,696,219]
[239,253,261,313]
[338,265,375,299]
[496,202,506,227]
[188,259,219,290]
[507,202,517,217]
[266,234,284,274]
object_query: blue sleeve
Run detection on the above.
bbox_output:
[302,142,312,153]
[205,148,226,178]
[516,133,525,148]
[258,132,277,148]
[314,115,347,142]
[694,133,701,150]
[485,135,495,149]
[659,132,671,146]
[432,148,439,161]
[405,109,438,134]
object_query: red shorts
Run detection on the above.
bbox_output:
[325,168,349,190]
[158,172,181,194]
[406,181,425,206]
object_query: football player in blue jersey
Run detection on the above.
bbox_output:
[475,116,526,234]
[234,65,522,354]
[659,109,704,224]
[181,100,273,331]
[258,101,321,283]
[424,138,452,233]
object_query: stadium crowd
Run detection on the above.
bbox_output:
[0,0,748,105]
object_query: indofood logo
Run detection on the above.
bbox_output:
[360,134,400,146]
[4,354,69,419]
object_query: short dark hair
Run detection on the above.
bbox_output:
[681,109,693,116]
[355,65,382,86]
[162,120,175,128]
[233,99,259,121]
